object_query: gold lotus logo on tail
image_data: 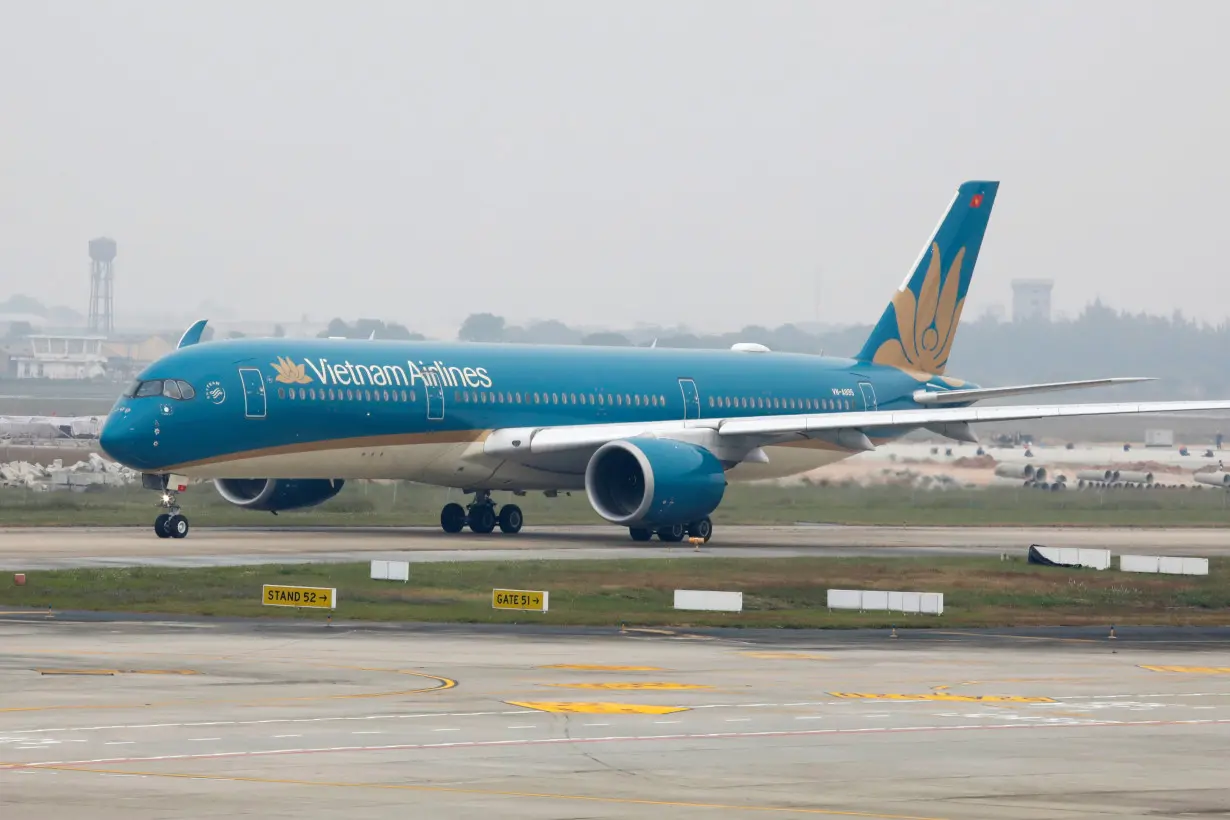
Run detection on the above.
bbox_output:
[872,242,966,377]
[272,356,311,384]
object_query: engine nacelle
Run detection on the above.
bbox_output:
[213,478,345,512]
[584,438,726,527]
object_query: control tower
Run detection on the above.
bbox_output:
[1011,278,1052,323]
[88,237,117,335]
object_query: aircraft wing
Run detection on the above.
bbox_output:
[912,377,1154,405]
[484,399,1230,461]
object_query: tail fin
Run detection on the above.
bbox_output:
[855,180,999,377]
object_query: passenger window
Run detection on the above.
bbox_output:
[278,387,286,399]
[299,388,307,400]
[135,380,163,398]
[598,394,605,405]
[346,389,354,401]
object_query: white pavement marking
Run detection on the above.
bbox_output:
[6,710,538,736]
[5,717,1230,771]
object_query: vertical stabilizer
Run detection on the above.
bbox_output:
[855,181,998,377]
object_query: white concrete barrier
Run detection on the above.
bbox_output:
[1119,554,1209,576]
[826,589,944,615]
[674,590,743,612]
[370,560,410,581]
[1028,545,1112,570]
[826,589,862,610]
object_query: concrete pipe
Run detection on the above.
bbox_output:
[994,463,1035,480]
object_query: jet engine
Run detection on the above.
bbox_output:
[213,478,345,512]
[584,438,726,527]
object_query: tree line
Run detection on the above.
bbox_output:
[319,301,1230,400]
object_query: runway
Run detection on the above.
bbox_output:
[2,524,1230,570]
[2,616,1229,819]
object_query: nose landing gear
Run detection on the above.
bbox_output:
[153,491,190,539]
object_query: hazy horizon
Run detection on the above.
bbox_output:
[4,1,1229,336]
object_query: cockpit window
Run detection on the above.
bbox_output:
[125,378,196,400]
[134,379,164,398]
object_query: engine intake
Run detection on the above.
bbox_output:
[213,478,345,512]
[584,438,726,527]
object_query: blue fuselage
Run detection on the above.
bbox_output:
[100,338,973,486]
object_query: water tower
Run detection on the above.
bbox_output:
[88,237,117,335]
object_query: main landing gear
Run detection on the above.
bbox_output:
[629,516,713,544]
[153,490,190,539]
[440,490,523,535]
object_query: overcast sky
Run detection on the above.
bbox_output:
[3,1,1228,337]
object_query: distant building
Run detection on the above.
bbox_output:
[1011,279,1053,323]
[12,334,107,380]
[102,334,178,380]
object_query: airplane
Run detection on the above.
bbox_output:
[98,180,1230,541]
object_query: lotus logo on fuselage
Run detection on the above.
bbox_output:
[272,357,312,384]
[871,242,966,379]
[272,356,493,390]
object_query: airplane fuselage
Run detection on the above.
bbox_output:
[102,338,963,489]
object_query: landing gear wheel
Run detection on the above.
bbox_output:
[468,504,496,534]
[440,502,466,533]
[687,516,713,542]
[168,514,190,539]
[657,523,686,543]
[154,513,172,538]
[629,527,653,542]
[498,504,523,534]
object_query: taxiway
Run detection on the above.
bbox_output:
[2,615,1229,818]
[3,524,1230,570]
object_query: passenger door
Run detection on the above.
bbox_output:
[426,382,445,421]
[678,377,701,420]
[858,382,878,412]
[239,367,267,419]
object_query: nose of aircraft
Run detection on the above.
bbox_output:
[99,411,144,470]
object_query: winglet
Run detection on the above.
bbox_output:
[177,319,209,349]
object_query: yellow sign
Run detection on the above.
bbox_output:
[508,701,689,715]
[1140,665,1230,674]
[262,584,336,609]
[830,692,1055,703]
[492,589,548,612]
[543,682,711,691]
[539,665,664,671]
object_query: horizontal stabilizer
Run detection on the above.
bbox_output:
[913,377,1154,405]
